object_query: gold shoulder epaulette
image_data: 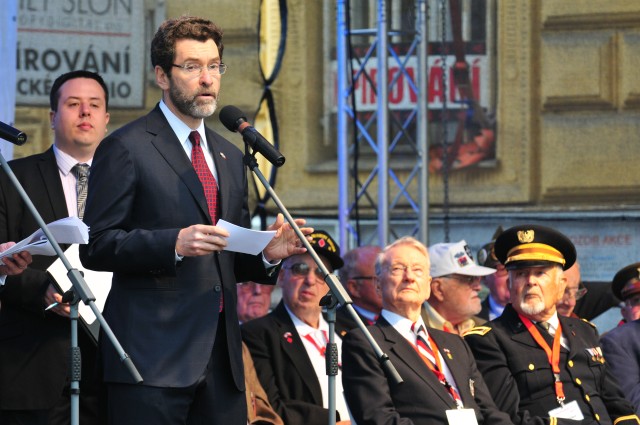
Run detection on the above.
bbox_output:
[581,318,596,328]
[463,326,492,337]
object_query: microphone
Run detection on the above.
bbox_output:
[219,105,285,167]
[0,121,27,146]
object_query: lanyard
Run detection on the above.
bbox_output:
[303,331,327,357]
[413,332,464,408]
[303,330,342,369]
[518,314,566,406]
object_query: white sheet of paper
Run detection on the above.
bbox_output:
[0,217,89,261]
[47,244,112,343]
[445,408,479,425]
[548,400,584,420]
[216,219,276,255]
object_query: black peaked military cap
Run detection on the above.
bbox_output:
[612,262,640,301]
[494,224,576,271]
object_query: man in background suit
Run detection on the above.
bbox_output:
[0,70,109,425]
[601,262,640,415]
[336,245,382,331]
[79,16,309,425]
[341,236,514,425]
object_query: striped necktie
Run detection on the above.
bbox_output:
[411,322,463,408]
[71,163,89,219]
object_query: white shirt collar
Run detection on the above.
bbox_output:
[159,99,207,150]
[53,144,92,175]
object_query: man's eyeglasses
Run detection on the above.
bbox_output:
[171,63,228,76]
[562,286,588,301]
[285,263,324,279]
[385,264,426,277]
[442,274,480,285]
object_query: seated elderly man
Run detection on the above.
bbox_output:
[422,240,495,335]
[601,262,640,416]
[242,230,351,425]
[342,236,515,425]
[465,224,638,425]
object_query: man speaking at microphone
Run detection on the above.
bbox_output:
[79,16,310,425]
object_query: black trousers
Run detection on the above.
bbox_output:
[106,315,246,425]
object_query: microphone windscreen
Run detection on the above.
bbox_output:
[219,105,247,132]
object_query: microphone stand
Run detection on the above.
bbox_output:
[0,148,142,425]
[242,148,402,425]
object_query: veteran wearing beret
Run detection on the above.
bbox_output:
[464,224,638,425]
[241,230,352,425]
[600,263,640,416]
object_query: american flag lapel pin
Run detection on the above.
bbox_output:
[283,332,293,344]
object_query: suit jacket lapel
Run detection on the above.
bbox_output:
[377,318,453,406]
[272,302,324,405]
[39,147,68,219]
[146,106,213,223]
[430,330,473,406]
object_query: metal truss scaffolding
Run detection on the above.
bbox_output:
[337,0,429,250]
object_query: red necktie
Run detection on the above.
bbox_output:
[189,131,219,224]
[189,131,222,312]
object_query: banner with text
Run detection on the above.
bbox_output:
[16,0,144,108]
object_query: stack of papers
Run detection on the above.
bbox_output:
[0,216,89,261]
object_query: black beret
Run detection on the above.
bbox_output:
[494,224,576,271]
[308,230,344,270]
[612,262,640,300]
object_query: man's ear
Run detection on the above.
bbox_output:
[346,279,360,298]
[155,65,170,91]
[430,278,445,302]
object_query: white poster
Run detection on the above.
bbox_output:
[16,0,145,108]
[0,0,18,160]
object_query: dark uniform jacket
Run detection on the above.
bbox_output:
[465,304,639,425]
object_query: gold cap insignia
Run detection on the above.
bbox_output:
[517,230,535,243]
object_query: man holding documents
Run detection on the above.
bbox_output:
[79,16,309,425]
[0,70,110,425]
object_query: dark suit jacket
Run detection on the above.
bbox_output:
[465,304,638,425]
[601,319,640,416]
[241,301,349,425]
[0,147,98,411]
[341,316,514,424]
[79,105,274,389]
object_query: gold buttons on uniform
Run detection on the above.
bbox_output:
[528,364,535,371]
[595,413,600,421]
[575,378,582,385]
[585,395,590,402]
[568,360,574,367]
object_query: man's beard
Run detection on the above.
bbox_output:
[518,298,545,316]
[169,84,218,119]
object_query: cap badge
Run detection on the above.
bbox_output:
[517,230,535,243]
[455,252,470,267]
